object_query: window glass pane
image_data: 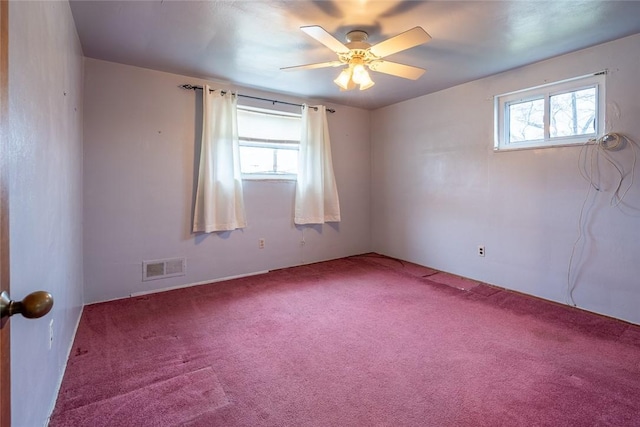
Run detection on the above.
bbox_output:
[276,148,298,174]
[550,87,596,138]
[239,146,275,174]
[508,98,544,142]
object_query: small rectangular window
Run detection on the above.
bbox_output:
[237,106,301,179]
[495,73,605,151]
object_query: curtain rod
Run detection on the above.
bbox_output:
[179,84,335,113]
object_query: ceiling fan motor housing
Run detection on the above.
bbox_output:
[344,31,372,50]
[346,30,369,43]
[342,30,383,66]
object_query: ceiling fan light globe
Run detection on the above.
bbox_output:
[354,66,374,90]
[334,68,353,90]
[351,64,368,84]
[359,79,375,90]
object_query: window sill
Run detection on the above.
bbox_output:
[494,136,596,152]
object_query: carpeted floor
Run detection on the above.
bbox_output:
[50,254,640,426]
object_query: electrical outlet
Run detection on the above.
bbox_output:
[259,238,265,249]
[49,319,54,350]
[478,245,485,257]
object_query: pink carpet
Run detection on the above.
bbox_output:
[50,254,640,426]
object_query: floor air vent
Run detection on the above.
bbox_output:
[142,258,186,281]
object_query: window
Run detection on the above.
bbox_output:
[237,106,301,179]
[495,73,605,151]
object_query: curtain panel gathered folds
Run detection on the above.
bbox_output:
[294,105,341,224]
[193,86,247,232]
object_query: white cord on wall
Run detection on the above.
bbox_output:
[566,132,637,306]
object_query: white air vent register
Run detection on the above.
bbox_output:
[142,258,186,281]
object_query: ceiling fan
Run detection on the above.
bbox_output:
[281,25,432,91]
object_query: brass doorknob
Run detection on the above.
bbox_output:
[0,290,54,322]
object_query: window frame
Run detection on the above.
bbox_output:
[237,105,301,181]
[494,73,606,151]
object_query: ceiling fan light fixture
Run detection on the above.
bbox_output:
[351,64,367,84]
[358,73,375,90]
[352,64,375,90]
[333,67,353,90]
[334,63,375,91]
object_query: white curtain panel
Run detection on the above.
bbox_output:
[294,105,341,224]
[193,86,247,232]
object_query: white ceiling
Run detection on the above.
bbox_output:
[69,1,640,110]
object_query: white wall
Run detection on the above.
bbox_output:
[8,1,84,426]
[82,59,371,303]
[371,34,640,325]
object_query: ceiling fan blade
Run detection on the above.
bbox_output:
[301,25,350,54]
[280,61,344,71]
[369,27,431,58]
[368,60,426,80]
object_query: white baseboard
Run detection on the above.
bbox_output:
[129,270,269,298]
